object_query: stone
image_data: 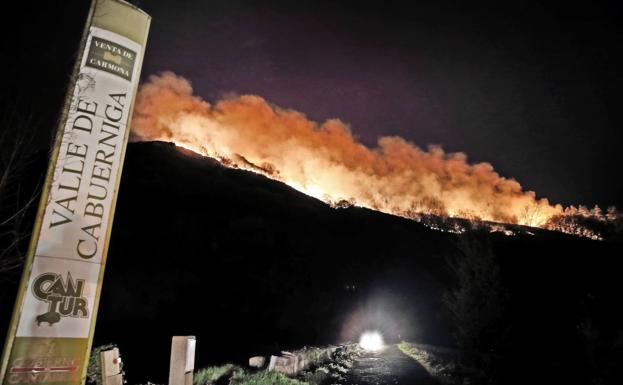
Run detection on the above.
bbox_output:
[248,356,266,368]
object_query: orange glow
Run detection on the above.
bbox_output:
[130,72,614,237]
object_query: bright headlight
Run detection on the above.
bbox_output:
[359,331,384,351]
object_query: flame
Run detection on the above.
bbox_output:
[131,72,567,228]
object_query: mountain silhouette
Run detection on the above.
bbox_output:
[2,141,621,384]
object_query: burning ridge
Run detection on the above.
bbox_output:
[130,72,620,240]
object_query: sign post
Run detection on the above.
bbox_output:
[168,337,195,385]
[0,1,150,385]
[100,348,122,385]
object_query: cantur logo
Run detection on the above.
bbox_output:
[31,272,89,326]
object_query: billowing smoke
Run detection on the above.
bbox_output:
[131,72,563,227]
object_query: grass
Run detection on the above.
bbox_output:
[398,341,418,358]
[193,365,310,385]
[399,341,465,385]
[193,364,238,385]
[398,341,439,375]
[231,371,310,385]
[193,345,360,385]
[301,344,361,384]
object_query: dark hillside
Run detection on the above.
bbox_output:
[1,141,621,384]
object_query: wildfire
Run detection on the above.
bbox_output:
[130,72,618,238]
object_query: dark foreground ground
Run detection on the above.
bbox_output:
[2,142,623,384]
[347,345,437,385]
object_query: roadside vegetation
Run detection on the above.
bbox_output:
[89,344,360,385]
[398,342,464,385]
[193,364,239,385]
[191,345,360,385]
[442,232,509,385]
[298,345,361,385]
[229,371,309,385]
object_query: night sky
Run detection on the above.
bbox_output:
[3,0,623,208]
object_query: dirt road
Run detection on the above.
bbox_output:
[345,345,438,385]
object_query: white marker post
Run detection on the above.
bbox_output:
[100,348,122,385]
[168,336,195,385]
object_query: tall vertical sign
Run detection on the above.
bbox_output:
[1,1,150,385]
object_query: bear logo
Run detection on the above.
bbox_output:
[36,311,61,326]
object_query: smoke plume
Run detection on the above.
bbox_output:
[131,72,563,227]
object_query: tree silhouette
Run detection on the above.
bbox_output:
[0,103,44,280]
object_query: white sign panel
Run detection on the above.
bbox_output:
[185,338,196,373]
[16,26,142,338]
